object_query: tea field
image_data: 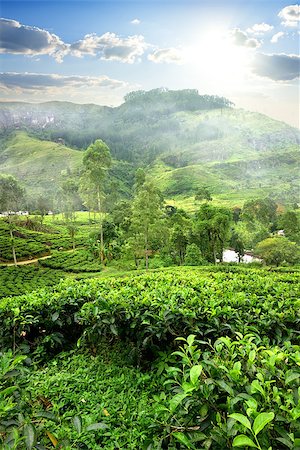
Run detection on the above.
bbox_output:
[0,266,300,449]
[0,218,99,262]
[0,266,66,298]
[39,249,103,273]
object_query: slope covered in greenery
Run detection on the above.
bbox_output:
[0,89,299,206]
[1,266,299,449]
[0,132,83,197]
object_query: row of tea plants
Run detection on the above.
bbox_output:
[0,266,299,448]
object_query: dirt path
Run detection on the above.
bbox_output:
[1,249,74,266]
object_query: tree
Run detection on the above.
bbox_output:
[134,168,146,192]
[230,231,245,262]
[130,181,163,270]
[255,237,300,266]
[81,140,112,264]
[195,186,212,202]
[195,204,232,263]
[167,210,192,265]
[61,178,81,222]
[277,211,300,244]
[184,244,205,266]
[0,175,25,265]
[35,195,51,224]
[242,198,277,227]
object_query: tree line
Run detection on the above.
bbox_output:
[0,139,299,267]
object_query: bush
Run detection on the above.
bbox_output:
[255,237,300,266]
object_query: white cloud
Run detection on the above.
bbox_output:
[0,18,69,62]
[271,32,285,43]
[70,32,147,63]
[0,17,147,64]
[278,4,300,27]
[0,72,127,91]
[247,23,274,35]
[148,47,185,64]
[229,28,261,48]
[252,53,300,80]
[131,19,141,25]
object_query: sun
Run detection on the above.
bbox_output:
[186,28,254,89]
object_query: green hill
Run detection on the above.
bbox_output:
[0,132,83,197]
[0,131,134,200]
[0,89,299,207]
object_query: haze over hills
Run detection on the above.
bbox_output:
[0,89,299,208]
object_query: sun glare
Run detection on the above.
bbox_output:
[187,28,254,89]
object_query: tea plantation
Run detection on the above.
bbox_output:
[0,266,299,449]
[0,218,97,262]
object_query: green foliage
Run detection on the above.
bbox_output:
[1,98,299,208]
[0,266,299,448]
[151,334,300,449]
[184,243,205,266]
[195,203,232,263]
[0,266,65,298]
[195,186,212,202]
[0,219,91,262]
[2,266,297,354]
[0,174,24,212]
[0,344,156,449]
[278,211,300,243]
[242,198,277,227]
[39,250,102,273]
[130,181,164,269]
[255,237,300,266]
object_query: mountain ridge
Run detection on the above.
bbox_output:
[0,89,299,208]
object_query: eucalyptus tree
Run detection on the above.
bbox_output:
[130,181,164,270]
[195,203,232,263]
[0,175,25,265]
[81,140,112,264]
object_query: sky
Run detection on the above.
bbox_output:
[0,0,299,127]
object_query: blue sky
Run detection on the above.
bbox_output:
[0,0,299,126]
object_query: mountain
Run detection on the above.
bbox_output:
[0,89,299,207]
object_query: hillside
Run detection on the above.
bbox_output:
[0,89,299,206]
[0,131,134,200]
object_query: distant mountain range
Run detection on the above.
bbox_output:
[0,89,299,207]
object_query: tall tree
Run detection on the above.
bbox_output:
[81,140,112,264]
[242,198,277,227]
[0,175,25,265]
[195,203,232,263]
[130,181,163,270]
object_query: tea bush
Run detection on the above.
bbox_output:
[0,266,66,298]
[39,249,102,272]
[0,267,299,354]
[0,266,299,449]
[149,334,300,449]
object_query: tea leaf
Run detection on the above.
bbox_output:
[86,422,109,431]
[173,432,195,449]
[253,412,274,436]
[73,415,82,434]
[190,364,202,385]
[24,424,36,450]
[232,434,258,448]
[229,413,251,430]
[46,431,58,447]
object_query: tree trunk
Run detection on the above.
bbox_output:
[145,228,149,271]
[97,188,104,265]
[8,215,17,266]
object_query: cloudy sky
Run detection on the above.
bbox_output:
[0,0,299,127]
